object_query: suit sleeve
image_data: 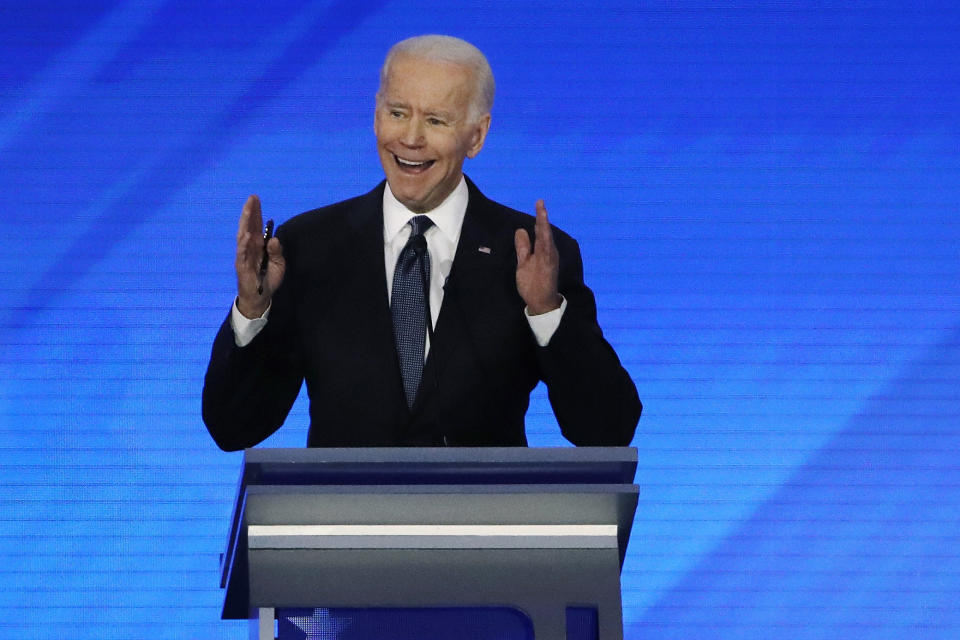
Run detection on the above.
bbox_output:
[536,232,641,446]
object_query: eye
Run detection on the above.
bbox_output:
[427,117,445,126]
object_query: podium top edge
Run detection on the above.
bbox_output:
[242,446,638,465]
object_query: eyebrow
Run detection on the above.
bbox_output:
[383,100,457,121]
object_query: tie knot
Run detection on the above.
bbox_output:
[408,215,434,237]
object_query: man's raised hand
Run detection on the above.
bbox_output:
[235,195,285,319]
[514,199,562,315]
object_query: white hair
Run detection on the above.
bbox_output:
[377,35,495,123]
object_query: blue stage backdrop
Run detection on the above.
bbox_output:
[1,1,958,638]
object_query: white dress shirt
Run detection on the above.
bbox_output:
[231,176,565,349]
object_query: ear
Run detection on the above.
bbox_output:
[465,114,491,159]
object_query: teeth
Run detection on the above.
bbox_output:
[397,156,427,167]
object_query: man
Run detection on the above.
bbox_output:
[202,35,640,450]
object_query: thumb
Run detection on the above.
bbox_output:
[514,228,532,264]
[266,236,284,260]
[264,236,286,293]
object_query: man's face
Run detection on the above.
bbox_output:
[374,54,490,213]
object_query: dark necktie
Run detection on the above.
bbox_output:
[391,215,434,407]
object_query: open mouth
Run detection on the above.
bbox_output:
[394,154,435,174]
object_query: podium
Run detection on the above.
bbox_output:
[219,447,639,639]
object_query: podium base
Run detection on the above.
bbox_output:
[252,606,602,640]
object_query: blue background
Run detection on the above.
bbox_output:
[1,1,959,637]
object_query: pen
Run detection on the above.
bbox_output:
[257,219,274,295]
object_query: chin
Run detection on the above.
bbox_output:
[390,184,422,205]
[388,181,434,212]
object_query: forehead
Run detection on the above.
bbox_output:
[381,54,475,112]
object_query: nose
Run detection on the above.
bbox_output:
[399,116,425,147]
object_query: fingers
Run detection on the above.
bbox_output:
[515,199,556,262]
[535,198,548,221]
[236,195,264,268]
[533,199,555,254]
[238,194,262,240]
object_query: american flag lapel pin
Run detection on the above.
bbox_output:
[478,245,491,254]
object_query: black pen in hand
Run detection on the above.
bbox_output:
[257,219,274,295]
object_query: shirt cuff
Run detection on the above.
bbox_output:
[524,296,567,347]
[230,298,271,347]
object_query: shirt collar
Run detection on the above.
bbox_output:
[382,176,468,245]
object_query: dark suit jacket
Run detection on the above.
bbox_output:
[202,177,640,450]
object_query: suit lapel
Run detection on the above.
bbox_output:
[340,183,410,416]
[343,183,390,313]
[414,179,514,413]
